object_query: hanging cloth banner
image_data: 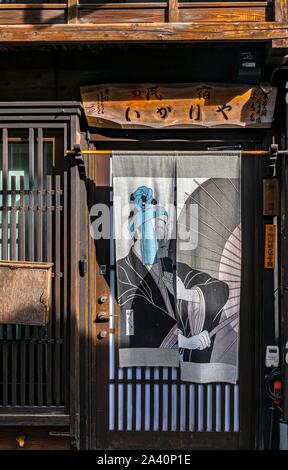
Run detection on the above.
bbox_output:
[113,152,179,368]
[81,83,277,129]
[113,151,241,383]
[176,152,241,384]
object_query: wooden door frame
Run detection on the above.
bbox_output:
[86,129,273,450]
[0,102,85,450]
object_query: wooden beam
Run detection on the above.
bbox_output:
[0,22,287,43]
[0,414,70,426]
[168,0,179,22]
[78,1,270,7]
[274,0,288,21]
[0,4,66,9]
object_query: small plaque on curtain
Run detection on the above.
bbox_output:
[81,83,277,129]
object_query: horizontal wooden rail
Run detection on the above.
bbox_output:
[77,1,270,7]
[0,4,66,9]
[0,22,285,42]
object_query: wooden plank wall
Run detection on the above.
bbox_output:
[0,1,275,25]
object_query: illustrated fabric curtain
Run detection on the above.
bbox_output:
[113,151,241,384]
[177,152,241,384]
[113,152,178,368]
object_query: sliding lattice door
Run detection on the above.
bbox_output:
[0,127,70,421]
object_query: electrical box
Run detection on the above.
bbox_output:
[265,345,280,368]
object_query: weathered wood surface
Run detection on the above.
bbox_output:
[0,9,65,24]
[0,1,274,25]
[274,0,288,21]
[0,22,287,42]
[81,83,277,129]
[168,0,179,22]
[0,261,53,325]
[79,5,270,24]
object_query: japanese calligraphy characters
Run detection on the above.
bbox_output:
[81,83,276,129]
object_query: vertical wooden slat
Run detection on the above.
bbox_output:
[2,343,9,406]
[10,176,17,261]
[158,366,163,431]
[149,368,154,431]
[68,0,78,24]
[28,128,36,404]
[93,151,113,447]
[12,173,20,376]
[185,382,190,431]
[10,176,18,405]
[20,341,26,405]
[46,175,52,406]
[63,170,68,408]
[176,368,181,431]
[122,367,128,431]
[37,128,43,262]
[203,383,208,432]
[37,129,44,406]
[167,367,172,431]
[141,366,146,431]
[69,116,82,448]
[19,176,26,261]
[113,320,119,432]
[28,128,35,262]
[11,341,17,405]
[132,367,137,431]
[230,384,235,432]
[54,174,61,406]
[274,0,288,21]
[212,383,217,431]
[194,383,199,432]
[221,383,226,432]
[168,0,179,22]
[114,287,120,432]
[29,342,35,406]
[37,341,43,406]
[2,128,8,260]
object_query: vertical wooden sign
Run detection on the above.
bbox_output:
[264,224,276,269]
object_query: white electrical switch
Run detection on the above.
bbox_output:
[265,345,280,368]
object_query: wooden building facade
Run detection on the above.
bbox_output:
[0,0,287,451]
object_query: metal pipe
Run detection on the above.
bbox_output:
[67,149,271,156]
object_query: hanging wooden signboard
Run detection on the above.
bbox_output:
[81,83,277,130]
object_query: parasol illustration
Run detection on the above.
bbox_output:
[177,175,241,366]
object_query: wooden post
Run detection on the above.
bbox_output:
[168,0,179,23]
[275,0,288,21]
[68,0,78,24]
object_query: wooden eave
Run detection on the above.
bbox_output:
[0,22,287,44]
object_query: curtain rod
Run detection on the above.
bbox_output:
[67,149,271,156]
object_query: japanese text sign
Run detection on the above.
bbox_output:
[81,83,277,129]
[264,224,276,270]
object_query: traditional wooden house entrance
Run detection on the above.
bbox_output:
[0,102,276,450]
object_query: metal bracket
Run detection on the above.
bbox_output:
[69,144,86,179]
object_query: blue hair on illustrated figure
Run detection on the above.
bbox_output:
[128,186,167,265]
